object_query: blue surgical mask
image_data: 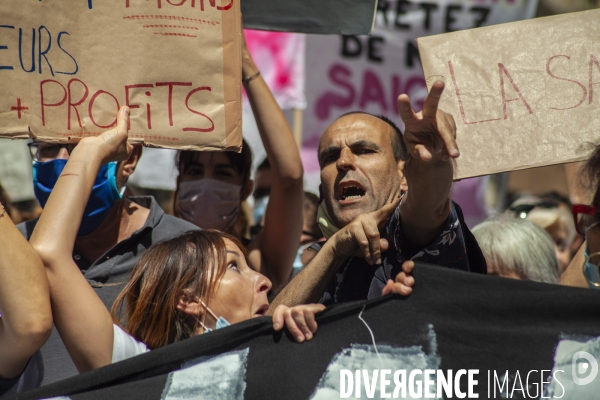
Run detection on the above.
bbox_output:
[583,244,600,289]
[33,159,123,236]
[204,317,231,333]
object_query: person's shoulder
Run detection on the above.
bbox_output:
[159,213,199,233]
[152,213,200,242]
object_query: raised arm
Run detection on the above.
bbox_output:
[399,81,458,247]
[243,34,304,288]
[0,203,52,381]
[29,107,132,372]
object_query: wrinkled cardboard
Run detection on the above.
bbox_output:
[417,9,600,180]
[0,0,242,152]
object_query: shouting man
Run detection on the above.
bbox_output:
[271,82,486,309]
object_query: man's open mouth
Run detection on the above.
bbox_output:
[338,182,366,201]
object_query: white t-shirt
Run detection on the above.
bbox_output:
[112,325,150,364]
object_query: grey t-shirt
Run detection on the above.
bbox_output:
[17,196,198,386]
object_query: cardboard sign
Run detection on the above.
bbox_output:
[0,0,242,151]
[417,9,600,179]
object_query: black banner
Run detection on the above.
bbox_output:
[14,262,600,399]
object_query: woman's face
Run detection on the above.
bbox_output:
[180,152,243,186]
[204,239,271,328]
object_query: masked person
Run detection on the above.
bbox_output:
[561,145,600,289]
[29,108,324,373]
[18,137,197,385]
[174,34,303,290]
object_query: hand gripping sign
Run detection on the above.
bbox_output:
[417,9,600,180]
[0,0,242,152]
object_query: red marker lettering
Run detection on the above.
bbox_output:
[183,86,214,132]
[88,90,120,128]
[498,62,533,119]
[67,79,89,130]
[40,79,67,126]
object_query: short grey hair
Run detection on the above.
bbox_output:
[472,215,559,284]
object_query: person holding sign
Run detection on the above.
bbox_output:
[0,202,52,397]
[18,119,198,386]
[29,107,324,372]
[269,82,486,308]
[174,34,304,290]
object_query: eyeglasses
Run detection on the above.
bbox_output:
[509,201,559,219]
[572,204,600,236]
[27,142,76,162]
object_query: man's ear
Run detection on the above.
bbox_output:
[120,144,143,180]
[241,179,254,201]
[175,290,203,317]
[398,160,408,192]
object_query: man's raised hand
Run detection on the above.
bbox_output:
[398,81,459,163]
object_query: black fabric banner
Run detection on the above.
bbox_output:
[13,263,600,400]
[241,0,377,35]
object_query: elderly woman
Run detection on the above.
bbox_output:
[508,195,577,276]
[472,215,559,284]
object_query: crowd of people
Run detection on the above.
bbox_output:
[1,31,599,398]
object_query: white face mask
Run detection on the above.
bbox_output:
[178,179,241,232]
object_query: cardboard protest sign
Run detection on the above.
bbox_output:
[0,0,242,152]
[417,9,600,179]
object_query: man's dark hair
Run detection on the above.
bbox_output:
[337,112,408,162]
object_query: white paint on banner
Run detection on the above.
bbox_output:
[310,325,440,399]
[161,348,249,400]
[542,336,600,399]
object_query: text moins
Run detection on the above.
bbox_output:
[125,0,233,11]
